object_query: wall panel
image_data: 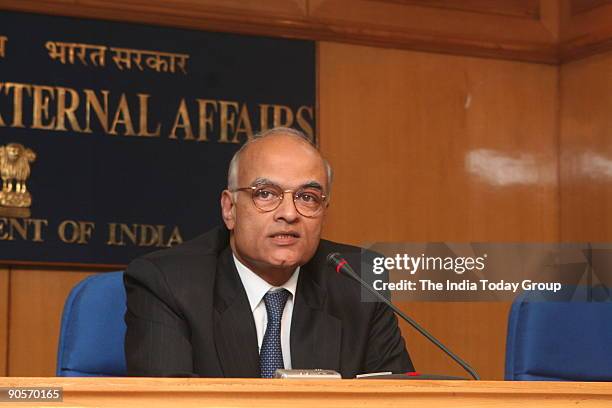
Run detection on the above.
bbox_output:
[0,267,8,376]
[560,51,612,241]
[318,42,559,379]
[398,302,511,379]
[0,0,611,382]
[7,269,94,376]
[0,0,558,63]
[0,37,561,380]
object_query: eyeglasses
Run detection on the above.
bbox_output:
[231,183,328,218]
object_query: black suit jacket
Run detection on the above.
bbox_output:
[124,226,413,378]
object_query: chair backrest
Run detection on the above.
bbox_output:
[505,288,612,381]
[56,271,127,376]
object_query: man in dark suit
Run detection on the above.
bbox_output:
[124,127,413,378]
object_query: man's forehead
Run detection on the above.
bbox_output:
[248,177,325,190]
[243,133,319,158]
[239,159,327,186]
[238,135,327,183]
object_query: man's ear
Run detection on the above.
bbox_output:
[220,190,236,230]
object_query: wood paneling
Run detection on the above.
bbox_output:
[0,0,312,44]
[3,378,612,407]
[560,50,612,241]
[7,269,94,376]
[318,42,559,379]
[0,267,8,376]
[2,0,609,381]
[0,0,558,64]
[570,0,612,16]
[308,1,545,41]
[319,42,559,243]
[372,0,541,18]
[561,2,612,61]
[7,0,612,64]
[397,302,511,379]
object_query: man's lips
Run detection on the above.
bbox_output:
[269,231,300,238]
[269,231,300,244]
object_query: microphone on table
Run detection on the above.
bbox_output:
[326,252,480,380]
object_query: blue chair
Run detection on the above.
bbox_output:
[56,271,127,376]
[505,287,612,381]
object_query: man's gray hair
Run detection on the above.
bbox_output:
[227,127,333,193]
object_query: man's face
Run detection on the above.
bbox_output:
[221,134,328,278]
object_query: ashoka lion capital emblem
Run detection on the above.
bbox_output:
[0,143,36,216]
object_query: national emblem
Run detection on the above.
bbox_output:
[0,143,37,217]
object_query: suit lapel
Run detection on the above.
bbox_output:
[211,243,342,376]
[213,247,260,377]
[290,260,342,372]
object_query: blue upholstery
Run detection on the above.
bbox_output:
[56,271,127,376]
[505,288,612,381]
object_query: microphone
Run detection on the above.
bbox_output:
[327,252,481,380]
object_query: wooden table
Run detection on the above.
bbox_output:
[0,378,611,407]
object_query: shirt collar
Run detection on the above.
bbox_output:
[233,254,300,312]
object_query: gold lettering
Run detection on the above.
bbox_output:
[4,83,32,128]
[139,224,161,247]
[218,100,239,143]
[84,89,110,133]
[109,94,136,136]
[144,53,169,73]
[106,223,123,246]
[45,41,69,64]
[155,225,165,247]
[9,218,27,240]
[235,103,254,142]
[32,85,56,130]
[0,36,6,58]
[120,224,138,245]
[0,218,47,241]
[175,54,189,74]
[137,93,161,137]
[296,106,314,140]
[30,219,48,242]
[57,220,94,244]
[88,45,107,66]
[0,84,4,127]
[111,47,139,71]
[0,218,7,240]
[196,99,218,142]
[259,104,272,133]
[166,226,183,247]
[273,104,294,128]
[76,221,94,244]
[56,86,83,132]
[109,223,151,246]
[169,99,194,140]
[58,220,79,243]
[111,47,189,74]
[0,81,306,144]
[46,42,107,66]
[106,223,179,247]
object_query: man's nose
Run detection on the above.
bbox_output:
[273,192,299,223]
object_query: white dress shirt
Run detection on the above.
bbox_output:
[233,254,299,370]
